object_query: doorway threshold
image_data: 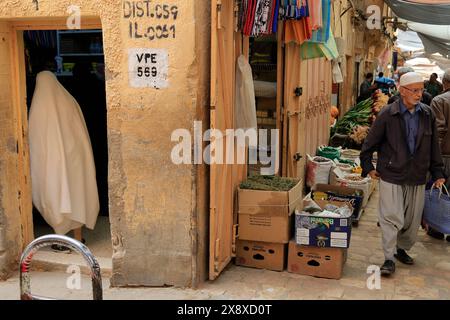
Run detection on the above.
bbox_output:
[32,216,113,278]
[32,250,112,278]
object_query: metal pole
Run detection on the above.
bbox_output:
[20,234,103,300]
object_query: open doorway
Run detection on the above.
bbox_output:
[248,34,279,176]
[21,28,111,259]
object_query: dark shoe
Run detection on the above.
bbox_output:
[394,249,414,265]
[427,228,445,240]
[446,235,450,242]
[381,260,395,276]
[51,244,71,254]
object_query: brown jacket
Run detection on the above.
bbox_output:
[360,100,444,186]
[431,89,450,155]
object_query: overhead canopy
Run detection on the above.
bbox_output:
[396,29,424,52]
[406,22,450,57]
[385,0,450,25]
[417,33,450,58]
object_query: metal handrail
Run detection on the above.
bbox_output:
[20,234,103,300]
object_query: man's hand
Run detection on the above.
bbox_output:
[369,170,380,180]
[433,178,446,188]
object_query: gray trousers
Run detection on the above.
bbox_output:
[378,179,426,261]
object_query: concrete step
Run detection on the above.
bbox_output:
[31,250,112,279]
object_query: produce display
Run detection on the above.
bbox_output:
[331,90,389,146]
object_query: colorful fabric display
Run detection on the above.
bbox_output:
[308,0,331,43]
[284,19,313,44]
[309,0,323,30]
[240,0,280,37]
[300,31,339,60]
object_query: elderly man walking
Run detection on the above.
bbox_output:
[360,72,446,276]
[429,68,450,241]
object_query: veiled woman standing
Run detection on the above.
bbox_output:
[29,70,99,239]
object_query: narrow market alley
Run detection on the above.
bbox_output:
[1,185,449,300]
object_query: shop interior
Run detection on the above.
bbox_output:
[248,34,279,176]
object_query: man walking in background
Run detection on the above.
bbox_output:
[425,73,444,99]
[358,73,377,103]
[360,72,446,276]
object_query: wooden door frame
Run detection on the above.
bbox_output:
[9,17,102,249]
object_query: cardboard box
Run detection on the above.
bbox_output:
[287,240,346,279]
[295,194,353,248]
[235,240,287,271]
[238,179,302,243]
[312,184,364,220]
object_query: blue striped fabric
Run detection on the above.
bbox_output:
[308,0,331,43]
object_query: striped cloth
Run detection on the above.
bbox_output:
[300,31,339,60]
[308,0,323,30]
[308,0,331,43]
[272,0,280,33]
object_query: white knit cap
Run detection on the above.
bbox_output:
[400,72,423,87]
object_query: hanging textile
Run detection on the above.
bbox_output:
[272,0,280,33]
[265,0,277,35]
[284,19,312,44]
[308,0,323,30]
[279,0,309,20]
[253,0,274,36]
[235,55,258,130]
[242,0,257,35]
[29,71,100,235]
[240,0,280,36]
[308,0,331,43]
[300,32,339,60]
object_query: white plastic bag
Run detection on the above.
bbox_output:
[332,60,344,84]
[235,55,257,130]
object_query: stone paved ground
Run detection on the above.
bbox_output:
[1,187,449,300]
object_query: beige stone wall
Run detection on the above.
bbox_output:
[0,0,209,286]
[332,0,391,112]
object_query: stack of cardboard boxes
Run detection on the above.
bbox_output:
[288,184,362,279]
[236,179,303,271]
[235,178,362,280]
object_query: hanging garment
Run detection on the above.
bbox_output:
[308,0,331,43]
[252,0,273,36]
[235,55,258,130]
[279,0,309,20]
[284,18,312,44]
[308,0,323,30]
[29,71,100,235]
[244,0,258,36]
[265,0,277,35]
[300,32,339,60]
[272,0,280,33]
